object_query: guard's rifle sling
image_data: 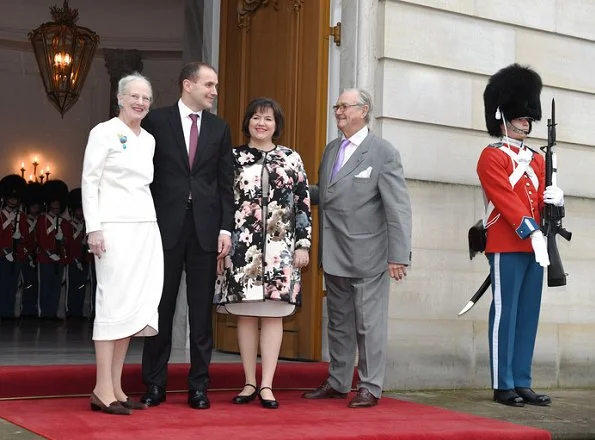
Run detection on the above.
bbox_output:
[540,98,571,287]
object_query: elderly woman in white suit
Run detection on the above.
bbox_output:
[82,73,163,415]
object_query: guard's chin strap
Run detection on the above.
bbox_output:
[506,119,532,136]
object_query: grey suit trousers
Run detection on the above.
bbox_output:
[324,271,389,399]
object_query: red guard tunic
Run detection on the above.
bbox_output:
[66,218,85,264]
[477,141,546,253]
[15,211,32,262]
[0,207,28,262]
[23,214,39,265]
[36,213,70,264]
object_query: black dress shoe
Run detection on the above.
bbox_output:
[141,385,166,407]
[232,384,258,404]
[493,389,524,407]
[258,387,279,409]
[188,389,210,409]
[515,388,551,406]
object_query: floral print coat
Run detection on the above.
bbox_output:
[214,145,312,306]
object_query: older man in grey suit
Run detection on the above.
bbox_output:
[303,88,412,408]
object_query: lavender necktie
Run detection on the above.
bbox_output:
[188,113,199,166]
[330,138,350,181]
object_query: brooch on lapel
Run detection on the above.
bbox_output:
[117,133,128,150]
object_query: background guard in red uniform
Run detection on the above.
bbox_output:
[36,180,70,320]
[0,175,27,319]
[20,182,44,318]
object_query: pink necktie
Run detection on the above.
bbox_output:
[189,113,199,166]
[330,138,350,181]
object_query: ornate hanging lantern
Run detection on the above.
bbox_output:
[28,1,99,117]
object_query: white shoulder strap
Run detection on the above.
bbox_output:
[483,145,537,228]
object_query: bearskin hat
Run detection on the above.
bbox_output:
[23,182,44,209]
[42,179,69,214]
[483,63,542,137]
[67,188,82,212]
[0,174,27,203]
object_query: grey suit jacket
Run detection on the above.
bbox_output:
[311,131,412,278]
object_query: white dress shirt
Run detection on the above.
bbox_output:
[178,99,203,154]
[340,126,369,166]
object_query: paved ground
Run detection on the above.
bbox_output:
[389,388,595,439]
[1,388,594,439]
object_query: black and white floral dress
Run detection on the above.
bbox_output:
[214,145,312,317]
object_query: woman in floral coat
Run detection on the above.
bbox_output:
[215,98,311,409]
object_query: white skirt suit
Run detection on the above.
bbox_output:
[82,117,164,341]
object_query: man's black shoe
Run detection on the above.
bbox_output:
[141,385,166,407]
[493,389,524,407]
[515,387,551,406]
[188,389,210,409]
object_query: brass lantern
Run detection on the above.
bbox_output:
[28,1,99,117]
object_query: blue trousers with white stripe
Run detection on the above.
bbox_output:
[488,252,544,390]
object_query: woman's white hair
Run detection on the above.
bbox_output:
[117,72,152,98]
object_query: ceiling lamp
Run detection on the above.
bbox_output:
[28,1,99,117]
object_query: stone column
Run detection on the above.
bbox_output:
[103,49,143,118]
[183,0,220,67]
[340,0,377,130]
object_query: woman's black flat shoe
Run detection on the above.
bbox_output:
[258,386,279,409]
[232,384,258,404]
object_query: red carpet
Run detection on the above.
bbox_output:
[0,363,551,439]
[0,391,550,440]
[0,362,333,399]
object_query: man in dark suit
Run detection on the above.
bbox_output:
[303,88,412,408]
[141,62,234,410]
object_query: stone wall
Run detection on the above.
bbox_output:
[374,0,595,389]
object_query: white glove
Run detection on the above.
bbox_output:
[544,185,564,207]
[530,230,550,267]
[49,253,61,262]
[5,252,14,263]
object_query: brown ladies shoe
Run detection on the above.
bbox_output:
[119,397,148,410]
[90,393,131,415]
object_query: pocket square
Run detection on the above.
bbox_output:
[354,166,372,179]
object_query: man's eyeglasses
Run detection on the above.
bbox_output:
[124,93,152,104]
[332,103,363,112]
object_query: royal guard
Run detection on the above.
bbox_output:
[20,182,44,317]
[0,174,27,319]
[478,64,564,407]
[65,188,89,318]
[36,179,70,319]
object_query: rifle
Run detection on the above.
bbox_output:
[540,98,571,286]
